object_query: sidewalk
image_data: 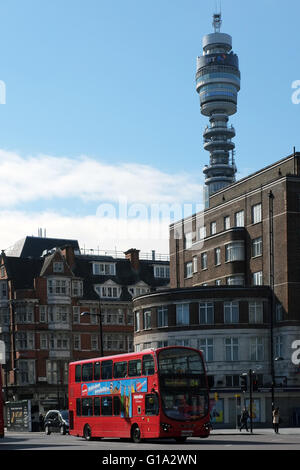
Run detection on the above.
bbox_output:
[211,427,300,435]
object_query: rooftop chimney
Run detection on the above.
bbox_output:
[124,248,140,271]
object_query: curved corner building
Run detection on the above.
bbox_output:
[196,13,241,205]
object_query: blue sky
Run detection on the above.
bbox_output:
[0,0,299,253]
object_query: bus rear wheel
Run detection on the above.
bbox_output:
[83,424,92,441]
[131,425,142,444]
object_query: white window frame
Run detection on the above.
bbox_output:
[252,203,262,224]
[225,241,245,262]
[253,271,263,286]
[234,210,245,227]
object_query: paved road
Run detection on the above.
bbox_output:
[1,428,300,451]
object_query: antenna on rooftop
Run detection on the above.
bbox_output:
[213,12,222,32]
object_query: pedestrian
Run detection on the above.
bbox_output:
[272,407,280,433]
[240,407,250,432]
[39,413,44,432]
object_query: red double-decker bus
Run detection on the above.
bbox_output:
[68,346,210,443]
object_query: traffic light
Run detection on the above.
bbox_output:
[252,378,259,391]
[240,375,247,392]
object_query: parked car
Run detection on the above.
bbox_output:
[44,410,69,435]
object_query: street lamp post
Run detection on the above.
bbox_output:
[81,299,104,357]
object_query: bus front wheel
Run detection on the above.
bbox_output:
[131,425,142,444]
[83,424,92,441]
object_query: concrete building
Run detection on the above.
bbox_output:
[133,152,300,427]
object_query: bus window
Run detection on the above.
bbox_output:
[101,396,112,416]
[82,363,93,382]
[128,359,141,377]
[76,398,81,416]
[75,365,81,382]
[113,396,121,416]
[94,362,100,381]
[145,394,159,416]
[114,361,127,378]
[82,398,93,416]
[142,355,155,376]
[101,360,113,380]
[94,397,100,416]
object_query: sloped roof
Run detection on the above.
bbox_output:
[5,236,80,258]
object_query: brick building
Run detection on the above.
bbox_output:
[133,152,300,426]
[0,237,169,414]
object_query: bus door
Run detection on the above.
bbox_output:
[142,393,159,436]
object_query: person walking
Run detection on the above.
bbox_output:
[272,407,280,433]
[240,408,250,432]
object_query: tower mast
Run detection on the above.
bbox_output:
[196,13,241,207]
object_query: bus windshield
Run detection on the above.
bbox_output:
[158,348,209,421]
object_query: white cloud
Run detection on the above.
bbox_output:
[0,149,204,253]
[0,149,203,206]
[0,210,171,254]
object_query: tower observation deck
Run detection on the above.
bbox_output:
[196,13,241,205]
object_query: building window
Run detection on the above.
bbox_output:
[224,216,230,230]
[249,301,263,323]
[18,360,35,385]
[40,333,48,349]
[15,304,34,324]
[193,256,198,273]
[250,337,264,361]
[143,311,151,330]
[98,285,121,299]
[135,311,140,332]
[226,375,240,387]
[199,302,214,324]
[16,331,35,350]
[185,261,193,278]
[72,280,83,297]
[91,334,99,351]
[154,266,170,278]
[201,252,208,270]
[226,275,245,286]
[210,221,217,235]
[198,338,213,362]
[176,303,189,326]
[39,305,47,323]
[275,335,283,358]
[225,241,245,262]
[47,279,70,296]
[53,262,64,273]
[184,232,193,249]
[224,301,239,323]
[234,210,244,227]
[74,334,81,350]
[214,247,221,265]
[253,271,263,286]
[215,279,221,285]
[252,203,262,224]
[48,305,70,324]
[198,226,206,240]
[0,281,8,299]
[276,303,283,322]
[92,262,116,276]
[157,306,168,328]
[225,337,239,361]
[252,237,262,257]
